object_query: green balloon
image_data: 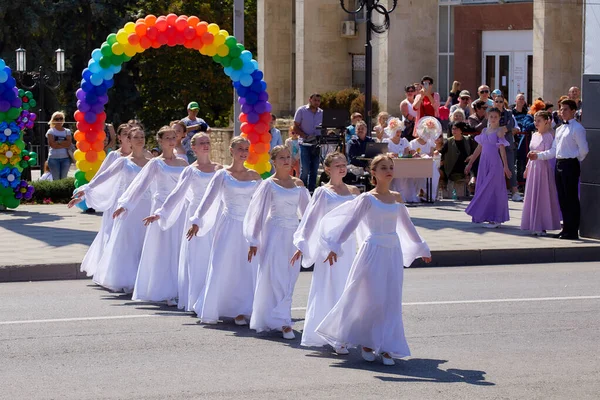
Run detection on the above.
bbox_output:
[0,112,6,122]
[225,36,237,47]
[74,170,86,181]
[236,43,245,52]
[6,107,21,120]
[231,57,243,70]
[14,139,25,151]
[260,172,271,179]
[221,56,232,68]
[107,33,118,45]
[3,194,20,209]
[228,46,241,58]
[99,56,112,69]
[122,55,132,62]
[111,54,124,66]
[101,43,113,57]
[212,55,222,64]
[28,99,37,108]
[18,89,25,97]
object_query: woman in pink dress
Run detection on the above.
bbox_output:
[520,111,561,235]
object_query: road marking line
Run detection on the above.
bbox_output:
[291,295,600,311]
[0,314,157,326]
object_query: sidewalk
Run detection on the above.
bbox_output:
[1,200,599,282]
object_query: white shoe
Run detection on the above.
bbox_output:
[533,231,547,236]
[166,298,178,306]
[334,345,349,355]
[381,353,395,366]
[511,193,524,202]
[483,222,500,229]
[282,328,295,340]
[234,316,247,326]
[361,347,376,362]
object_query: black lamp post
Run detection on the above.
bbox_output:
[15,47,65,170]
[340,0,397,134]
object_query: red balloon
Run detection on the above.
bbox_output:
[239,113,248,123]
[91,140,104,152]
[260,133,271,144]
[240,122,252,134]
[97,131,106,142]
[184,26,196,40]
[76,140,91,152]
[151,40,161,49]
[146,26,158,40]
[167,36,177,47]
[156,32,168,45]
[96,112,107,124]
[259,112,272,123]
[248,132,259,144]
[166,13,178,26]
[76,121,91,133]
[155,17,168,32]
[140,36,152,49]
[165,25,176,39]
[175,32,185,45]
[175,17,188,32]
[253,143,267,154]
[190,37,203,50]
[135,22,147,37]
[86,131,98,143]
[128,33,140,46]
[74,110,84,122]
[85,150,98,163]
[254,122,268,134]
[202,32,214,44]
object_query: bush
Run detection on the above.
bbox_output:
[29,177,76,204]
[350,94,380,118]
[335,88,361,111]
[320,88,380,125]
[320,91,338,110]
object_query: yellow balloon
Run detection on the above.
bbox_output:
[199,45,208,55]
[74,149,86,162]
[204,44,218,57]
[123,45,137,57]
[260,162,272,174]
[124,22,136,34]
[213,34,226,47]
[135,44,145,53]
[217,44,230,57]
[77,160,92,172]
[97,151,107,162]
[207,23,220,35]
[85,171,95,182]
[258,153,270,164]
[90,159,103,171]
[219,29,229,37]
[244,161,255,170]
[116,30,129,45]
[112,43,124,56]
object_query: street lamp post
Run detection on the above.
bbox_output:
[340,0,397,134]
[15,47,65,170]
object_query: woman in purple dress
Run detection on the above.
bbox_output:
[520,111,561,235]
[464,108,511,228]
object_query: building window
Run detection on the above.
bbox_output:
[352,54,366,92]
[438,2,457,100]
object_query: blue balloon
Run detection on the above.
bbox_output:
[104,79,114,89]
[102,70,114,81]
[245,91,258,105]
[85,92,98,104]
[91,49,102,62]
[110,64,121,74]
[82,80,94,93]
[224,66,233,77]
[230,69,242,82]
[251,70,264,81]
[89,62,102,74]
[93,84,107,96]
[0,70,7,83]
[261,81,267,91]
[236,85,248,98]
[82,68,92,81]
[242,62,255,75]
[240,74,253,87]
[240,50,252,62]
[250,79,263,93]
[0,59,5,69]
[233,81,243,91]
[6,76,15,88]
[251,60,259,70]
[90,74,103,86]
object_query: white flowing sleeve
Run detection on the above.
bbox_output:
[189,169,225,236]
[293,187,327,268]
[396,204,431,267]
[81,157,127,211]
[117,158,159,212]
[243,179,273,247]
[297,187,310,218]
[155,167,193,231]
[95,151,120,177]
[319,193,371,257]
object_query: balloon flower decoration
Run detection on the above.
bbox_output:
[74,13,273,189]
[0,58,37,209]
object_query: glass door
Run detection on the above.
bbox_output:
[483,52,511,99]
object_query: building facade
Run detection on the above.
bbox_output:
[258,0,584,116]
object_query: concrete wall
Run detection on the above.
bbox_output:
[533,0,583,104]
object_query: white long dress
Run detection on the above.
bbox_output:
[190,169,260,322]
[244,179,310,332]
[91,158,152,292]
[124,159,186,302]
[316,193,430,358]
[293,186,356,347]
[79,151,122,276]
[153,166,216,312]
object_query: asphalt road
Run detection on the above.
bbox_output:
[1,263,599,400]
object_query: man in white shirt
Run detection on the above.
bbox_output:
[528,99,589,240]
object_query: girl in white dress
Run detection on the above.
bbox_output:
[186,137,261,325]
[291,152,360,352]
[69,128,152,292]
[143,133,222,312]
[76,123,132,277]
[171,120,190,162]
[244,146,310,339]
[316,155,431,366]
[113,126,188,304]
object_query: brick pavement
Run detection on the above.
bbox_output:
[1,201,599,282]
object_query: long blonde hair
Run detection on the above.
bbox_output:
[48,111,66,128]
[370,154,394,185]
[451,81,461,94]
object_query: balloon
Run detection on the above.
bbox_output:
[128,33,140,46]
[251,79,263,93]
[247,112,259,124]
[145,14,157,26]
[74,110,85,122]
[217,45,230,57]
[247,152,259,164]
[240,74,253,87]
[236,85,248,98]
[85,150,98,163]
[124,22,136,34]
[78,101,91,113]
[240,122,252,134]
[89,62,102,74]
[166,13,178,25]
[76,160,92,172]
[252,70,264,81]
[260,172,271,179]
[230,57,243,70]
[248,132,259,144]
[258,153,270,164]
[135,22,147,36]
[176,16,188,31]
[255,122,268,134]
[230,69,242,82]
[254,101,266,114]
[84,112,97,124]
[207,23,220,35]
[259,112,272,123]
[74,131,85,142]
[239,113,248,123]
[107,33,118,45]
[116,30,129,45]
[77,140,91,152]
[91,140,104,152]
[84,171,95,182]
[240,50,252,62]
[241,103,253,114]
[258,91,269,102]
[245,91,258,105]
[260,133,271,144]
[242,62,256,74]
[74,170,86,181]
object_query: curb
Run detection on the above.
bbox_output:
[2,246,600,283]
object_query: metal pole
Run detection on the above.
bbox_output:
[364,2,373,134]
[38,66,46,170]
[233,0,244,136]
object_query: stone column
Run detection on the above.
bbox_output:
[533,0,583,103]
[375,0,438,114]
[258,0,294,116]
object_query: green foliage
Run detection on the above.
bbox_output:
[319,91,338,110]
[0,0,257,132]
[350,94,380,118]
[319,88,379,120]
[335,88,361,112]
[29,177,75,204]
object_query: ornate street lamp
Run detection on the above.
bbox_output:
[16,47,26,72]
[340,0,397,133]
[55,48,65,73]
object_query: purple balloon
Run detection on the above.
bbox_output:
[91,103,104,114]
[0,100,10,112]
[97,94,108,105]
[247,112,259,124]
[258,91,269,102]
[85,92,98,104]
[238,96,246,105]
[76,89,86,101]
[254,101,266,114]
[12,87,19,96]
[84,112,97,124]
[78,100,91,113]
[11,98,22,108]
[265,102,272,113]
[245,91,258,105]
[241,103,253,114]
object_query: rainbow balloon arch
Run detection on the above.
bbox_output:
[73,13,273,189]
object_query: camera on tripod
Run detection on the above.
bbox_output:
[316,109,350,146]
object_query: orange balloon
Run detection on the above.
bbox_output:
[187,16,200,26]
[253,143,266,154]
[202,32,214,44]
[145,15,157,26]
[92,140,104,152]
[85,150,98,163]
[258,153,270,164]
[248,133,259,144]
[77,140,91,152]
[196,21,208,36]
[97,131,106,142]
[260,133,271,144]
[74,130,85,142]
[247,152,259,164]
[166,13,178,26]
[135,22,147,36]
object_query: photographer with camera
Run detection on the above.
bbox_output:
[293,93,324,192]
[412,76,440,122]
